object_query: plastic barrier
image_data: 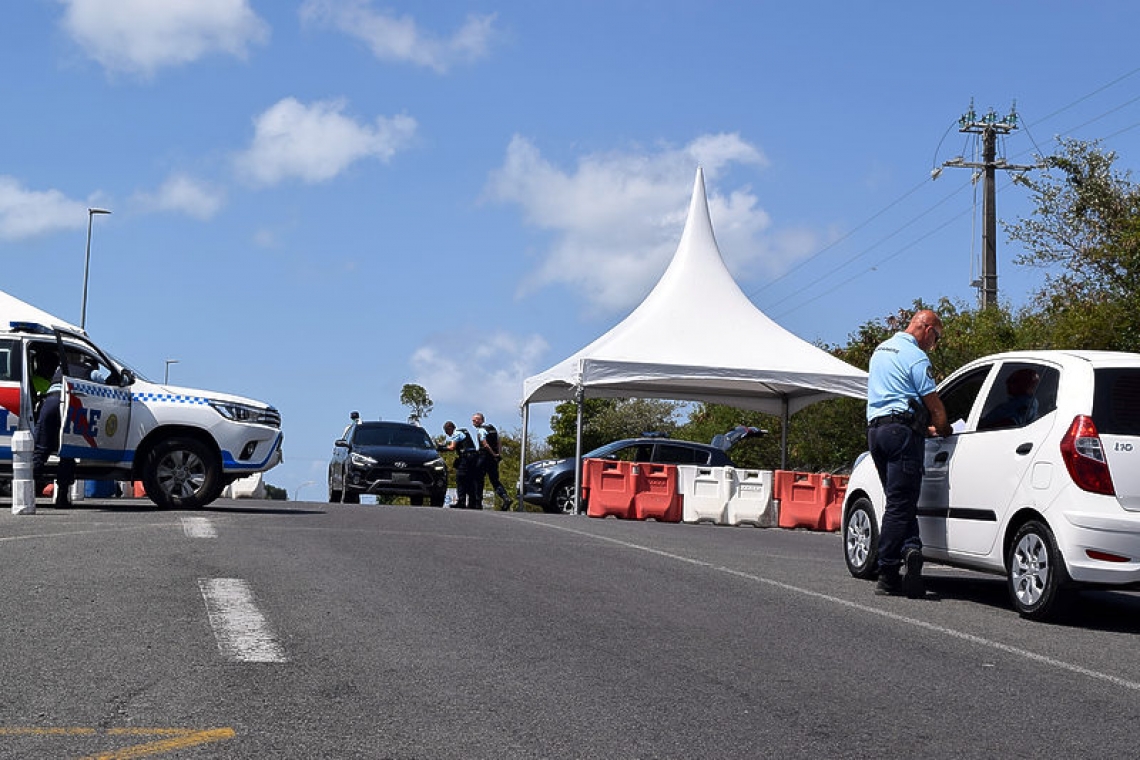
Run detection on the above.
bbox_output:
[85,479,118,498]
[726,468,775,527]
[633,463,681,522]
[821,474,849,532]
[775,471,828,530]
[679,465,731,524]
[584,458,637,519]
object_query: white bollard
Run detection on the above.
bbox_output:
[70,480,85,503]
[11,430,35,515]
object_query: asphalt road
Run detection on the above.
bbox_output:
[0,497,1138,759]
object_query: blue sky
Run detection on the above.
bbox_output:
[2,1,1139,498]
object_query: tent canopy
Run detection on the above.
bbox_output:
[0,289,83,333]
[522,168,867,419]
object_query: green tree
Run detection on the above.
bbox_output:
[399,383,434,424]
[547,397,682,457]
[1005,138,1140,350]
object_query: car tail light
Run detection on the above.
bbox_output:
[1059,415,1115,496]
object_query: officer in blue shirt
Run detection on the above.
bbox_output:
[441,420,479,509]
[866,309,951,597]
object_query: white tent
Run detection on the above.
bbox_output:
[519,168,868,502]
[0,288,83,333]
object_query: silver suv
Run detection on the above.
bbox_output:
[843,350,1140,620]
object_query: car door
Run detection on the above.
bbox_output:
[57,341,132,465]
[944,361,1060,557]
[918,364,993,552]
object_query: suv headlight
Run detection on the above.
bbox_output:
[350,452,377,468]
[426,456,446,471]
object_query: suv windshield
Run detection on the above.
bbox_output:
[353,425,434,449]
[1093,368,1140,435]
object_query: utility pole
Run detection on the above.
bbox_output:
[937,101,1035,308]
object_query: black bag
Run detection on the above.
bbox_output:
[482,423,501,459]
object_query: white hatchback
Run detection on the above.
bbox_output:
[843,350,1140,620]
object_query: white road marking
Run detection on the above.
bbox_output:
[528,518,1140,693]
[181,517,216,538]
[197,578,287,663]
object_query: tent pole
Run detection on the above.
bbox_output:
[781,400,790,471]
[518,402,529,511]
[573,387,584,515]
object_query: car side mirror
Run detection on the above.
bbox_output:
[334,439,348,448]
[118,368,135,387]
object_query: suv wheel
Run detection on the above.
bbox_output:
[546,481,578,515]
[143,436,221,510]
[843,497,879,579]
[429,490,446,507]
[1007,520,1071,621]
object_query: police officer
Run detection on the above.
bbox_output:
[472,412,512,510]
[33,366,74,508]
[866,309,952,597]
[442,421,480,509]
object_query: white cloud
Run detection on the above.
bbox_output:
[300,0,497,73]
[0,177,88,241]
[132,174,224,219]
[410,330,549,426]
[234,97,417,186]
[485,134,802,315]
[59,0,269,78]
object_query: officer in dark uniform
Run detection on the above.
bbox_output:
[472,411,512,510]
[33,366,74,508]
[442,421,479,509]
[866,309,952,597]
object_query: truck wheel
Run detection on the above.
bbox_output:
[143,437,221,510]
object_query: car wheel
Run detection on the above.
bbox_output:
[410,496,425,506]
[843,497,879,579]
[143,436,221,510]
[328,484,342,502]
[1007,519,1071,621]
[429,490,445,507]
[343,489,361,504]
[545,480,579,515]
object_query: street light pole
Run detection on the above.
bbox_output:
[164,359,179,384]
[295,481,315,501]
[81,208,112,330]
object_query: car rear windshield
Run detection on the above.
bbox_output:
[355,425,434,449]
[1092,368,1140,435]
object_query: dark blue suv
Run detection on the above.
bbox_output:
[522,427,761,514]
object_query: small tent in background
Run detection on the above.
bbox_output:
[519,167,868,507]
[0,289,82,332]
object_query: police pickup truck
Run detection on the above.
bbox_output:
[0,321,282,509]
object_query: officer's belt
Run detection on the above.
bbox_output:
[868,411,916,428]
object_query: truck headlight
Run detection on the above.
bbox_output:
[209,400,275,425]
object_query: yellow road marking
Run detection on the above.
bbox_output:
[0,727,235,758]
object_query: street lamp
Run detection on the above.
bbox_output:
[295,481,315,501]
[81,208,112,330]
[164,359,179,384]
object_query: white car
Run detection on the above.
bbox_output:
[843,350,1140,620]
[0,321,282,509]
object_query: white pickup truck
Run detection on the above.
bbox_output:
[0,320,283,509]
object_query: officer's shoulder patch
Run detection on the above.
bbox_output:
[926,366,935,379]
